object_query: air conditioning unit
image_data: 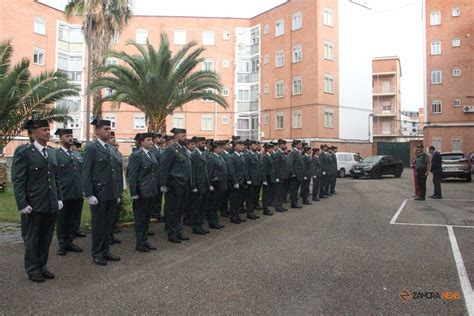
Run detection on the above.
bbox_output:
[463,105,474,113]
[223,32,231,40]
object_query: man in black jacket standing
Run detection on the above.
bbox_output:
[244,140,262,220]
[190,137,211,235]
[311,148,322,201]
[273,139,290,212]
[429,146,442,199]
[227,139,248,224]
[288,140,304,208]
[261,142,276,215]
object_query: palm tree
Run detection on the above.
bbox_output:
[65,0,132,117]
[0,40,80,151]
[91,33,229,132]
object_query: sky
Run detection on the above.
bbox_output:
[42,0,424,111]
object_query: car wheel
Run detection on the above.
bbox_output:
[371,170,381,179]
[339,169,346,178]
[467,175,472,182]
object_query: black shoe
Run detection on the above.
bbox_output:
[193,229,207,235]
[93,257,107,266]
[66,243,83,253]
[320,196,328,199]
[275,207,285,213]
[247,214,258,220]
[209,223,225,229]
[41,270,55,279]
[291,204,303,209]
[147,231,155,236]
[57,247,67,256]
[178,234,190,241]
[145,242,157,250]
[29,274,45,283]
[263,209,273,216]
[75,232,86,238]
[303,201,312,205]
[168,236,182,243]
[230,217,241,224]
[327,193,333,196]
[312,198,320,201]
[255,205,263,210]
[111,236,121,244]
[202,228,210,234]
[331,192,337,194]
[239,216,247,222]
[433,196,442,199]
[415,197,425,201]
[104,253,121,261]
[429,195,436,198]
[221,212,230,218]
[136,245,150,252]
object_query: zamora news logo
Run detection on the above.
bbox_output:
[400,290,461,302]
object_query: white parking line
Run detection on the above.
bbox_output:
[447,226,474,316]
[390,199,407,224]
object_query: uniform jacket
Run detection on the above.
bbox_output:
[56,147,83,201]
[82,140,119,201]
[228,152,248,186]
[312,155,322,177]
[207,152,228,191]
[288,149,304,181]
[261,153,276,183]
[302,154,313,178]
[273,149,290,180]
[244,150,263,185]
[329,153,338,174]
[127,149,159,198]
[12,143,63,213]
[158,142,191,187]
[319,152,330,174]
[110,146,124,195]
[430,151,442,173]
[190,149,210,193]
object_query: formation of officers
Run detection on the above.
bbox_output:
[12,118,341,283]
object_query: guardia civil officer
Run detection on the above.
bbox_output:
[219,139,234,217]
[272,139,290,212]
[54,128,84,256]
[205,141,227,229]
[12,119,64,282]
[182,137,196,226]
[150,133,164,221]
[71,138,87,238]
[82,119,121,265]
[329,146,338,194]
[300,146,313,205]
[254,141,264,210]
[108,131,124,243]
[261,142,276,215]
[319,145,330,198]
[127,133,159,252]
[413,143,430,201]
[158,128,192,243]
[227,139,248,224]
[244,140,262,220]
[311,148,322,201]
[288,140,304,208]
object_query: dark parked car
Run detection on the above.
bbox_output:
[350,155,403,179]
[441,152,472,182]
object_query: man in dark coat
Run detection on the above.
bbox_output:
[244,140,262,220]
[300,146,313,205]
[227,139,248,224]
[329,146,338,194]
[149,133,163,221]
[429,145,442,199]
[319,145,330,198]
[261,142,276,215]
[219,141,233,217]
[206,141,227,229]
[288,140,304,208]
[12,119,64,282]
[54,128,83,256]
[82,119,121,266]
[413,143,430,201]
[190,137,211,235]
[71,138,86,238]
[108,131,124,244]
[272,139,290,212]
[311,148,322,201]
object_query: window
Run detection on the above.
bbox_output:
[264,24,269,35]
[275,19,284,37]
[276,112,284,129]
[324,75,334,93]
[262,114,269,125]
[324,41,334,60]
[222,59,230,68]
[34,16,46,35]
[106,58,118,66]
[431,70,442,84]
[431,41,441,55]
[135,29,148,44]
[324,110,334,128]
[430,11,441,25]
[202,58,215,71]
[174,29,186,45]
[263,83,269,94]
[453,98,461,107]
[201,88,214,102]
[221,115,229,125]
[452,38,461,47]
[452,7,460,17]
[323,8,334,26]
[134,113,146,129]
[238,89,250,101]
[453,68,461,77]
[104,113,116,129]
[275,80,284,98]
[292,110,302,128]
[173,113,185,128]
[223,31,231,40]
[202,31,215,46]
[201,114,214,131]
[432,138,442,151]
[292,76,302,95]
[104,88,114,97]
[292,11,302,31]
[452,138,462,152]
[431,100,442,113]
[264,54,270,64]
[222,88,229,96]
[68,115,81,129]
[275,49,284,67]
[292,44,302,63]
[33,48,44,65]
[251,58,259,72]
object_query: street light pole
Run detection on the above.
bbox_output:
[85,14,92,144]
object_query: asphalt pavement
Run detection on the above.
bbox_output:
[1,169,473,314]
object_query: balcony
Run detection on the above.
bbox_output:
[373,127,399,137]
[237,72,259,83]
[373,86,397,96]
[237,100,259,112]
[250,43,259,55]
[373,107,397,117]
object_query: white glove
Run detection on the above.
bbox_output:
[117,197,121,203]
[262,181,268,186]
[246,180,252,185]
[192,188,198,193]
[291,175,296,178]
[88,196,99,206]
[322,172,327,176]
[132,195,139,200]
[160,186,169,193]
[20,205,33,215]
[304,177,307,180]
[58,200,64,210]
[313,176,317,179]
[233,183,239,189]
[209,186,215,192]
[275,178,280,183]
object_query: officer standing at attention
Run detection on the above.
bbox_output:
[300,146,313,205]
[244,140,262,220]
[261,142,276,215]
[311,148,322,201]
[319,145,330,198]
[82,119,121,266]
[205,141,227,229]
[71,138,87,238]
[413,143,430,201]
[288,140,304,209]
[158,128,191,243]
[150,133,163,221]
[329,146,338,195]
[108,131,124,243]
[227,139,248,224]
[272,139,290,212]
[54,128,84,256]
[182,137,196,226]
[127,133,159,252]
[12,119,64,282]
[219,140,233,217]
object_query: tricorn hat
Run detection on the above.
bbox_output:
[170,128,186,134]
[54,128,73,136]
[90,118,111,127]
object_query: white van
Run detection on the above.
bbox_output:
[335,152,363,178]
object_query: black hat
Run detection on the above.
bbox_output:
[133,133,142,141]
[231,136,241,141]
[194,136,206,142]
[187,137,197,144]
[233,139,246,145]
[303,146,312,152]
[90,118,111,127]
[153,133,162,138]
[25,119,49,129]
[54,128,73,136]
[292,139,302,146]
[277,139,287,145]
[264,142,275,149]
[134,132,153,141]
[210,141,225,149]
[164,135,174,141]
[320,144,326,150]
[72,138,82,148]
[170,128,186,134]
[247,139,257,145]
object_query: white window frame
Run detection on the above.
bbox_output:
[222,88,229,96]
[292,11,302,31]
[33,48,44,65]
[264,53,270,64]
[451,138,462,152]
[263,83,269,94]
[324,41,334,60]
[452,7,460,17]
[292,110,302,129]
[324,74,334,94]
[324,110,334,128]
[432,137,442,152]
[431,99,442,114]
[431,70,442,84]
[275,80,284,98]
[430,11,441,25]
[34,16,46,35]
[453,98,461,108]
[292,76,302,96]
[237,88,250,101]
[452,68,461,77]
[263,114,269,125]
[173,113,185,128]
[135,29,148,44]
[431,41,441,55]
[221,115,229,125]
[275,112,284,129]
[201,88,215,103]
[202,58,215,72]
[133,113,146,129]
[104,113,116,130]
[202,31,215,46]
[452,38,461,47]
[292,44,302,63]
[222,59,230,68]
[275,19,284,37]
[275,49,284,67]
[174,29,186,45]
[264,24,269,35]
[201,114,214,131]
[323,8,334,27]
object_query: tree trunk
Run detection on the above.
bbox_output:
[148,115,167,134]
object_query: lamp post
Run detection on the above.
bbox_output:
[85,14,92,144]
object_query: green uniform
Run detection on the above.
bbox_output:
[319,152,330,196]
[414,152,429,199]
[329,153,338,193]
[288,148,304,207]
[311,155,322,200]
[219,150,231,216]
[190,149,210,232]
[206,151,228,226]
[71,151,84,234]
[244,150,262,217]
[149,145,163,219]
[12,142,63,277]
[227,152,248,222]
[272,149,290,211]
[300,154,313,203]
[261,152,276,212]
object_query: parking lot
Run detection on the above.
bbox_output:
[0,169,473,314]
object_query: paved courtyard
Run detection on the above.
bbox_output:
[1,170,473,314]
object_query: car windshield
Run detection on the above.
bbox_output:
[362,156,381,163]
[354,155,363,162]
[442,153,465,161]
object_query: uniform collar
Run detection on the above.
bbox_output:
[60,146,71,154]
[97,138,107,148]
[33,141,47,153]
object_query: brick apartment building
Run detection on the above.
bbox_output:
[0,0,371,156]
[424,0,474,154]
